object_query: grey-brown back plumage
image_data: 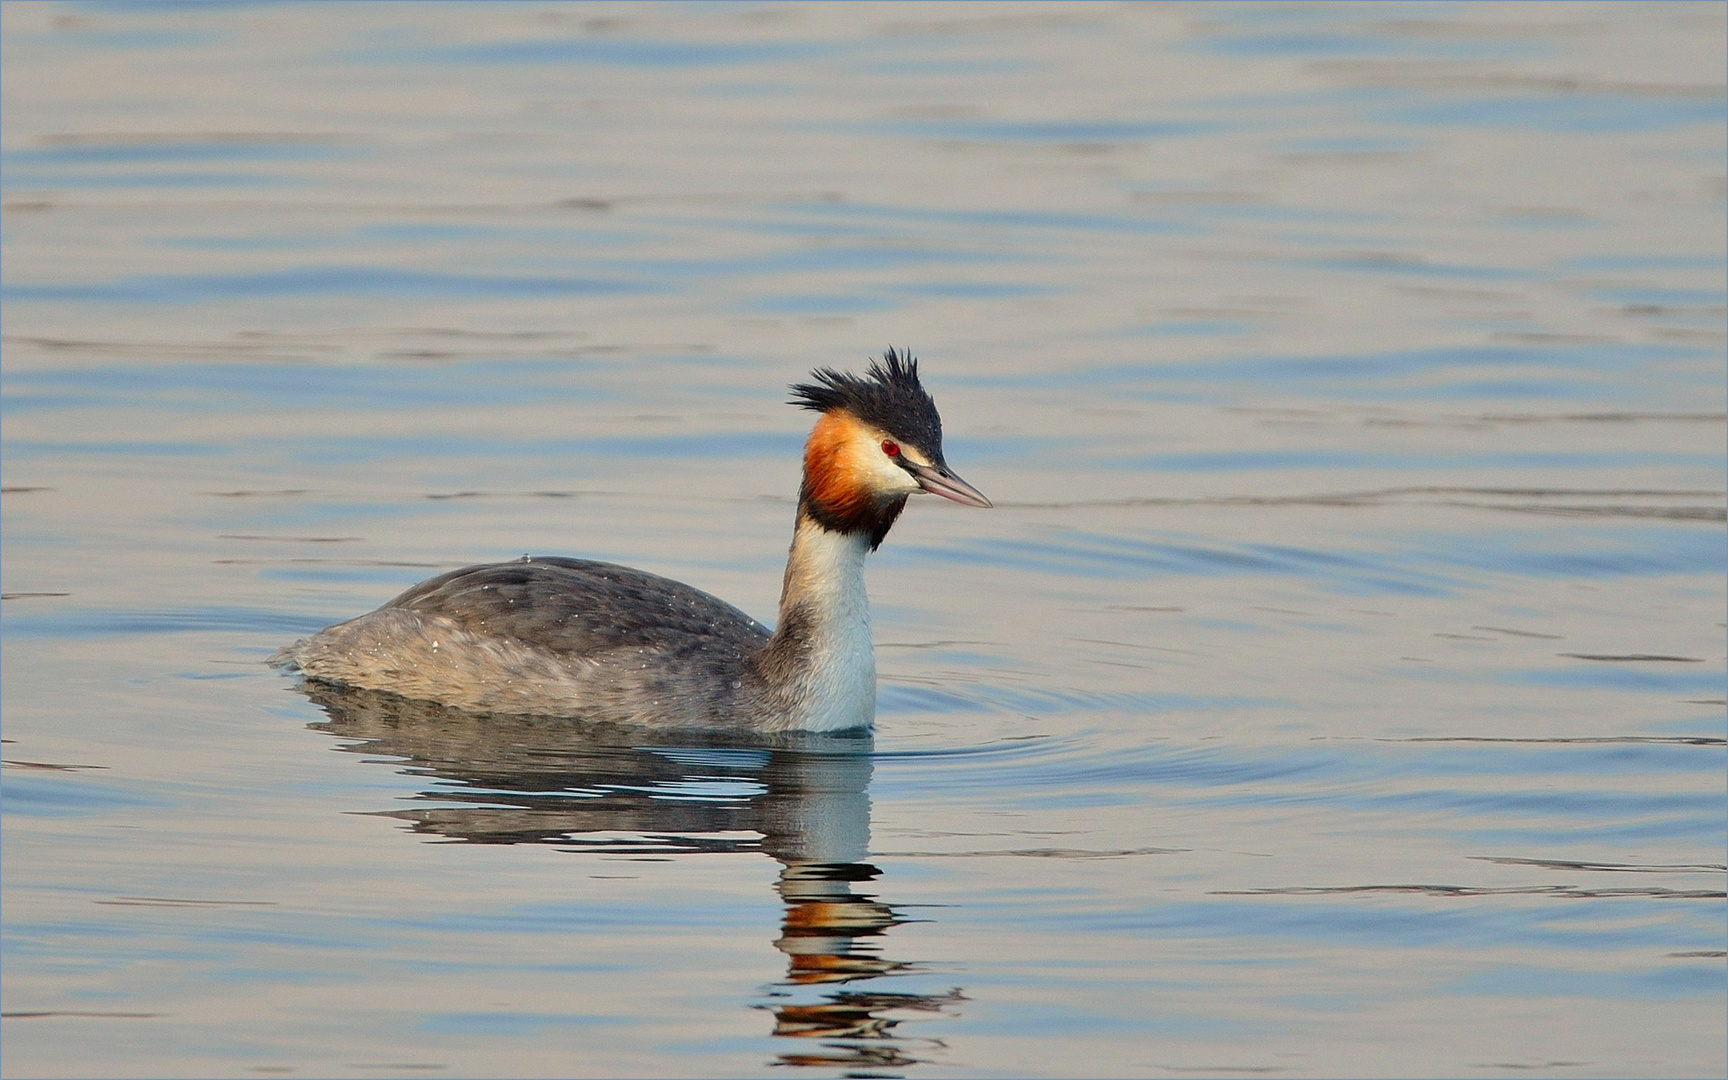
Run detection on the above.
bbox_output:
[388,557,770,655]
[276,557,782,727]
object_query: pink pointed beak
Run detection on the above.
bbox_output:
[906,460,992,508]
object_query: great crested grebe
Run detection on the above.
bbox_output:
[273,350,990,732]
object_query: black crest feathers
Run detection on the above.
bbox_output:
[789,348,943,451]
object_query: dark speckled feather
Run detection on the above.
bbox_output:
[276,556,785,727]
[387,557,770,656]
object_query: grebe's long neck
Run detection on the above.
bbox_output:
[761,513,877,732]
[754,407,914,731]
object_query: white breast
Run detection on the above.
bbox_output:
[787,528,877,731]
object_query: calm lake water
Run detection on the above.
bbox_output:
[2,2,1724,1077]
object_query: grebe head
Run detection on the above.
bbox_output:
[790,348,991,549]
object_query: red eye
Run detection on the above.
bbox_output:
[881,440,900,457]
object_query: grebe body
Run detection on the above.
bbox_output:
[274,351,989,732]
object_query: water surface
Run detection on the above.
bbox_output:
[2,3,1724,1077]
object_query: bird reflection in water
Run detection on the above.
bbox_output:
[301,683,962,1073]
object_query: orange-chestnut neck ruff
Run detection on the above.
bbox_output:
[799,410,908,549]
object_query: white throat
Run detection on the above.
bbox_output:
[780,523,876,731]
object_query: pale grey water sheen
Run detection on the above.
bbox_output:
[2,3,1724,1078]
